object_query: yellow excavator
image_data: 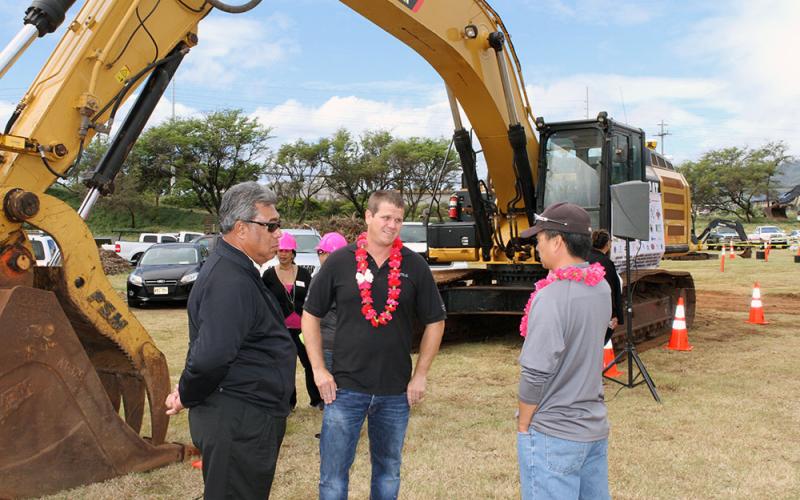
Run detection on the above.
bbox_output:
[0,0,695,496]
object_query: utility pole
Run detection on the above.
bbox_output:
[170,78,176,190]
[171,78,176,121]
[655,120,671,155]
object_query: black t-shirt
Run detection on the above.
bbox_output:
[304,243,446,395]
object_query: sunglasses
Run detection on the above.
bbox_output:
[533,213,569,227]
[243,219,281,233]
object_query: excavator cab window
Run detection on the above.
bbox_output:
[611,134,630,184]
[610,132,644,184]
[542,128,603,229]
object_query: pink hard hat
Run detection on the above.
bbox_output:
[278,233,297,251]
[316,232,348,253]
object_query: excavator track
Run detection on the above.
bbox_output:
[430,268,695,347]
[612,269,695,347]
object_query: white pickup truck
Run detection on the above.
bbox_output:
[102,233,177,264]
[747,226,788,247]
[102,231,201,263]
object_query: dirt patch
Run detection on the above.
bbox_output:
[698,290,799,314]
[100,250,132,275]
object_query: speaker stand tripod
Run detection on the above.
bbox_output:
[602,238,661,402]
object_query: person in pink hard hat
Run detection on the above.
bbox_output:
[263,232,322,409]
[313,232,349,372]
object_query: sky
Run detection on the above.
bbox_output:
[1,0,798,166]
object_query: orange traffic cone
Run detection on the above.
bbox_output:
[729,241,735,259]
[765,242,771,262]
[746,282,768,325]
[603,339,623,377]
[191,459,203,469]
[666,297,693,351]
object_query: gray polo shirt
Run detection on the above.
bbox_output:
[519,263,611,442]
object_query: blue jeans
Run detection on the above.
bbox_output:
[517,428,610,500]
[319,389,410,500]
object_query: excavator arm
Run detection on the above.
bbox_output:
[343,0,540,261]
[0,1,269,497]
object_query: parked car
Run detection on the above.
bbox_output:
[266,228,321,276]
[705,227,740,247]
[789,229,800,242]
[748,226,788,247]
[27,232,58,266]
[102,232,180,264]
[126,243,208,307]
[400,221,427,259]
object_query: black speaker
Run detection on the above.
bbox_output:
[610,181,650,241]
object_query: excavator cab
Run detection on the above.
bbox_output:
[535,112,647,232]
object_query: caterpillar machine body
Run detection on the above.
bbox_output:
[0,0,695,496]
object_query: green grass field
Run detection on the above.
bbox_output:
[44,251,800,499]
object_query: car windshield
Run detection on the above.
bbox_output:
[400,225,426,243]
[760,227,780,233]
[292,234,321,253]
[140,247,198,265]
[30,240,44,260]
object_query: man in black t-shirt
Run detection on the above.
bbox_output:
[302,190,446,500]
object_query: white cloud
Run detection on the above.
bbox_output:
[679,0,800,155]
[0,100,13,125]
[249,94,454,144]
[181,14,297,87]
[524,74,730,162]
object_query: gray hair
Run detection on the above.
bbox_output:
[219,181,277,234]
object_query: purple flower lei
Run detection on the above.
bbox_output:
[519,262,606,337]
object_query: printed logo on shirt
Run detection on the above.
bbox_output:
[400,273,409,278]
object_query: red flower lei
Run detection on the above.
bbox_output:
[519,262,606,337]
[355,232,403,327]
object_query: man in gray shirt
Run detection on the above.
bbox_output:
[516,202,612,500]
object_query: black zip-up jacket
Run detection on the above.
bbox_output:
[178,238,296,416]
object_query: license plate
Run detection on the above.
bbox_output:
[153,286,169,295]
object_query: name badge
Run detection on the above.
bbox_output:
[295,281,305,288]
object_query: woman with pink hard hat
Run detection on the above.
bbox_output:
[263,232,322,409]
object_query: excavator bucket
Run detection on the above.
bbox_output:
[0,286,184,498]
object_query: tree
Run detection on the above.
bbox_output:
[271,139,328,223]
[386,137,459,220]
[679,142,794,222]
[137,109,274,215]
[321,129,394,217]
[125,125,179,206]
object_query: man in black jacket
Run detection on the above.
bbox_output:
[164,181,296,499]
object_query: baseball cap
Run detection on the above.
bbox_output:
[316,232,348,253]
[519,202,593,238]
[278,233,297,251]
